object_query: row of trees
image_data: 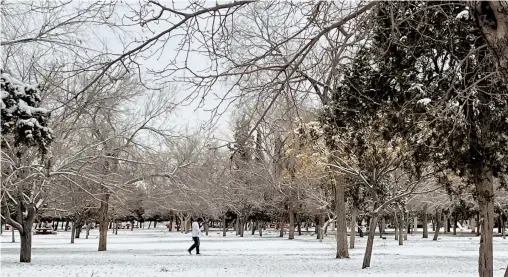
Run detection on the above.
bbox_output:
[1,1,508,277]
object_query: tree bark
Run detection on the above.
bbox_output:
[12,225,15,243]
[239,217,244,237]
[279,218,284,238]
[476,169,495,277]
[86,222,91,239]
[71,222,76,244]
[297,217,302,236]
[380,217,386,237]
[20,230,32,263]
[404,218,409,241]
[350,208,356,249]
[222,216,227,237]
[98,193,110,251]
[413,217,418,234]
[258,220,263,237]
[65,220,70,232]
[319,214,325,242]
[453,217,458,235]
[472,1,508,82]
[362,215,379,269]
[394,213,399,241]
[334,179,349,258]
[477,212,481,236]
[289,212,295,240]
[399,213,404,246]
[204,220,209,236]
[433,210,441,241]
[502,216,506,239]
[423,212,429,238]
[75,224,82,239]
[251,221,256,235]
[172,218,177,232]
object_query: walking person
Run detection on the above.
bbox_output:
[188,218,201,255]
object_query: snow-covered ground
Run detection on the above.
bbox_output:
[1,228,507,277]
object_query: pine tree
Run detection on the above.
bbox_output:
[320,2,507,275]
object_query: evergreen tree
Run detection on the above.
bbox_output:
[321,2,507,274]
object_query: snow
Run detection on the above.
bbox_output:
[456,10,470,20]
[17,99,48,115]
[1,228,507,277]
[417,98,432,106]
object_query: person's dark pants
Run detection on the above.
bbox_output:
[188,237,200,254]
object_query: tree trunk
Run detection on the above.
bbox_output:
[413,217,418,234]
[423,212,429,238]
[86,222,91,239]
[381,217,386,237]
[502,216,506,239]
[64,220,70,232]
[258,221,263,237]
[433,210,441,241]
[222,217,227,237]
[75,224,82,239]
[399,213,404,246]
[239,217,244,237]
[476,212,481,236]
[453,217,458,235]
[279,217,284,238]
[251,221,256,235]
[148,221,152,229]
[334,179,349,258]
[362,215,379,269]
[172,218,177,232]
[20,230,32,263]
[98,193,110,251]
[297,218,302,236]
[12,225,15,243]
[394,213,399,241]
[204,220,209,236]
[319,214,325,242]
[472,1,508,83]
[53,220,58,231]
[289,212,295,240]
[71,222,76,244]
[235,219,239,236]
[476,169,495,277]
[350,208,356,249]
[154,221,157,228]
[404,218,409,241]
[498,217,502,234]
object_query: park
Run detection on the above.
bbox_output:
[1,1,508,277]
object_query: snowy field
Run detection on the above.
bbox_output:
[1,228,508,277]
